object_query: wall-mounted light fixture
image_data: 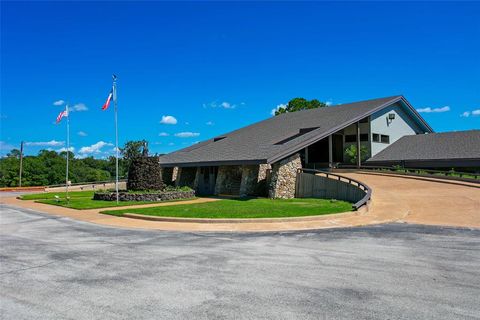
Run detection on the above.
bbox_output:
[387,113,395,126]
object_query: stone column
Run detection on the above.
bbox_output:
[214,166,228,194]
[268,153,302,199]
[174,167,181,187]
[239,165,259,197]
[193,167,201,190]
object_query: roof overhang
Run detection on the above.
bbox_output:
[159,159,267,168]
[266,96,434,164]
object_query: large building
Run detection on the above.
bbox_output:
[158,95,478,198]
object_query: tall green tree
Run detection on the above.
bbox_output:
[274,98,328,116]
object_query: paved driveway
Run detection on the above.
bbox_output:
[1,206,479,319]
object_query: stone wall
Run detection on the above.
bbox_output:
[268,153,302,199]
[93,190,195,202]
[215,166,242,195]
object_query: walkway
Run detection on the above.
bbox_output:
[1,172,479,231]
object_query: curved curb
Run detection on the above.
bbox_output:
[121,204,367,224]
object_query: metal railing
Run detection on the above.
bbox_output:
[339,165,480,183]
[297,168,372,210]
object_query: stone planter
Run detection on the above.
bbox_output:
[93,190,195,202]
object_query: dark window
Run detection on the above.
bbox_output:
[372,133,380,142]
[381,135,390,144]
[360,134,369,141]
[359,117,369,123]
[213,137,226,142]
[345,135,356,143]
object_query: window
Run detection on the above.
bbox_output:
[359,117,369,123]
[381,135,390,144]
[360,134,369,142]
[345,135,356,143]
[372,133,380,142]
[213,137,226,142]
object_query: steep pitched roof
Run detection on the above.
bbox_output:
[367,130,480,162]
[159,95,431,166]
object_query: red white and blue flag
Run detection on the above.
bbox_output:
[102,89,113,110]
[56,109,68,124]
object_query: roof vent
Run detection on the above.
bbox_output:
[213,136,226,142]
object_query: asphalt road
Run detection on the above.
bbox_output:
[1,206,479,320]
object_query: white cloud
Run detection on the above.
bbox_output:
[160,115,178,125]
[158,132,170,137]
[416,106,450,113]
[461,111,470,118]
[168,142,175,146]
[53,100,65,106]
[25,140,64,147]
[203,101,239,109]
[271,103,287,116]
[57,147,75,153]
[77,131,87,137]
[71,103,88,112]
[206,121,214,126]
[221,102,235,109]
[325,100,333,106]
[79,141,113,154]
[174,132,200,138]
[472,109,480,116]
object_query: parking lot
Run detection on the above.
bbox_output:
[1,206,479,319]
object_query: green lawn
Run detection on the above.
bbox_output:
[20,190,95,200]
[102,198,353,219]
[20,190,194,210]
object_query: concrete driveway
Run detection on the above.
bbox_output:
[1,206,479,319]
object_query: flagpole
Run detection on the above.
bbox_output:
[66,104,70,203]
[113,75,119,204]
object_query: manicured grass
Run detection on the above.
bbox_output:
[20,190,95,200]
[102,198,353,219]
[20,190,195,210]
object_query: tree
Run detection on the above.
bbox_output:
[344,145,368,164]
[120,140,148,164]
[274,98,328,116]
[7,149,21,159]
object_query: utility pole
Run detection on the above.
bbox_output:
[19,141,24,187]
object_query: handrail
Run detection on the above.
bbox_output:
[298,168,372,210]
[338,165,480,183]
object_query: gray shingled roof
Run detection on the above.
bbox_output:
[159,95,431,166]
[367,130,480,162]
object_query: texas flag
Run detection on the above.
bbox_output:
[102,89,113,110]
[56,109,68,124]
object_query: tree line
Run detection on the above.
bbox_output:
[0,140,153,187]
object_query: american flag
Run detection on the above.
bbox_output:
[56,109,68,124]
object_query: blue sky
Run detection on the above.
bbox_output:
[1,1,479,157]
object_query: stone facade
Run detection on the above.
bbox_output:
[93,190,195,202]
[214,165,242,195]
[172,167,179,184]
[239,164,271,197]
[268,153,302,199]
